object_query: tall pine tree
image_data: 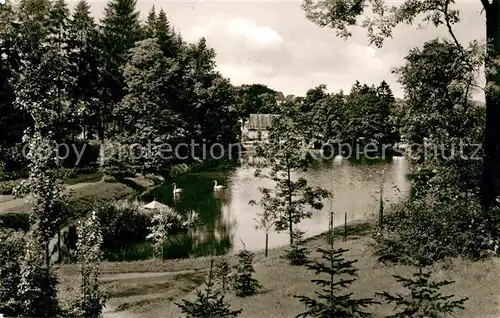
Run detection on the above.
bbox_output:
[144,5,156,38]
[99,0,142,137]
[47,0,76,140]
[155,8,178,58]
[69,0,101,140]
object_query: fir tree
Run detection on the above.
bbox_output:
[69,0,101,140]
[377,267,468,318]
[48,0,70,50]
[294,247,378,318]
[284,229,310,266]
[216,258,231,293]
[100,0,142,68]
[176,260,242,318]
[14,0,52,61]
[47,0,78,140]
[232,248,260,297]
[99,0,142,136]
[71,211,108,317]
[144,5,156,38]
[155,8,177,58]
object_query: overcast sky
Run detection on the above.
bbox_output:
[78,0,485,100]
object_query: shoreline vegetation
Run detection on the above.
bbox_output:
[0,160,240,264]
[1,157,394,274]
[0,158,235,214]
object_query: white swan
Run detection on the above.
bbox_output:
[172,183,183,194]
[213,180,225,190]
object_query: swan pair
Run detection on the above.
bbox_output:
[172,180,225,194]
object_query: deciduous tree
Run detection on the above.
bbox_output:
[71,211,107,317]
[146,207,182,261]
[301,0,500,212]
[253,106,331,244]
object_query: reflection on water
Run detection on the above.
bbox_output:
[143,156,410,255]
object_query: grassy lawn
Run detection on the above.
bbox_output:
[65,172,103,185]
[57,222,500,318]
[0,174,155,214]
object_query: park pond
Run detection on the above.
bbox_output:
[131,155,411,259]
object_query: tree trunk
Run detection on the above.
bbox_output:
[287,166,293,244]
[57,229,61,264]
[265,232,269,257]
[45,242,50,268]
[161,241,164,263]
[482,1,500,212]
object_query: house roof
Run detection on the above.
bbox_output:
[247,114,277,130]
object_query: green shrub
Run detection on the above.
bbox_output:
[61,201,150,261]
[103,241,154,262]
[95,202,150,251]
[102,235,194,262]
[375,193,500,265]
[0,180,21,195]
[0,229,26,316]
[99,157,135,181]
[0,170,28,182]
[284,229,310,266]
[168,163,189,179]
[0,213,30,231]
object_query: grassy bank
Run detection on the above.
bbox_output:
[57,222,500,318]
[0,178,143,215]
[0,168,103,195]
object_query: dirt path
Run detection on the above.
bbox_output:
[99,269,208,318]
[100,269,205,282]
[103,303,127,318]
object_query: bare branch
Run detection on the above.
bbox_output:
[480,0,490,12]
[443,0,461,49]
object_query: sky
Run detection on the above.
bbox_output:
[77,0,485,100]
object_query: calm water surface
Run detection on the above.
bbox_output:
[143,156,410,254]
